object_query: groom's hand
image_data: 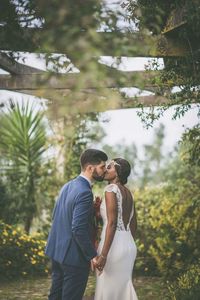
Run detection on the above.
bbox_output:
[90,256,98,271]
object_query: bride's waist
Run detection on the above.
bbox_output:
[99,228,136,249]
[101,226,132,235]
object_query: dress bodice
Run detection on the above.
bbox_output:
[100,183,134,231]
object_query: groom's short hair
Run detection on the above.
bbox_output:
[80,149,108,169]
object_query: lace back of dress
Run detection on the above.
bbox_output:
[104,183,134,232]
[116,185,134,232]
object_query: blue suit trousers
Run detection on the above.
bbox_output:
[48,260,90,300]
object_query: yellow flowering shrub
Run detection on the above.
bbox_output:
[134,172,200,279]
[168,262,200,300]
[133,187,163,276]
[148,176,200,278]
[0,221,48,279]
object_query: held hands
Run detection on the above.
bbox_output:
[90,254,107,275]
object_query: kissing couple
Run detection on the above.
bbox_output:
[45,148,138,300]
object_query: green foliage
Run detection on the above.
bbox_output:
[135,168,200,278]
[102,123,168,188]
[139,123,166,187]
[0,103,47,233]
[101,126,199,280]
[180,125,200,166]
[32,159,63,236]
[168,262,200,300]
[0,102,106,234]
[0,0,123,98]
[124,0,171,34]
[0,221,48,279]
[63,113,105,181]
[126,0,200,44]
[146,161,199,278]
[102,142,138,165]
[0,180,13,224]
[0,0,35,54]
[133,129,200,279]
[134,187,163,276]
[0,0,102,54]
[125,0,200,128]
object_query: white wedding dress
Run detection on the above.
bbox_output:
[94,184,138,300]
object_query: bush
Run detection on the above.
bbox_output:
[168,262,200,300]
[134,165,200,279]
[0,221,48,279]
[148,174,200,278]
[134,187,162,276]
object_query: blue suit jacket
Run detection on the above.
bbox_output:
[45,176,97,267]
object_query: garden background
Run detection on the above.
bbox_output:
[0,0,200,299]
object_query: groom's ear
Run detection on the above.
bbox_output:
[87,164,95,172]
[85,164,92,171]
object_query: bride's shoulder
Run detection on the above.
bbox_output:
[104,183,118,193]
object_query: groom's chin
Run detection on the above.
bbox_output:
[95,177,104,182]
[93,174,106,182]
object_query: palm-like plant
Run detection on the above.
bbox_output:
[0,102,47,233]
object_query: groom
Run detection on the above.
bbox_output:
[45,149,108,300]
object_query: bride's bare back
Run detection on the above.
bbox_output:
[117,184,137,237]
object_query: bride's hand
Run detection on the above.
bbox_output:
[91,257,103,275]
[95,254,107,275]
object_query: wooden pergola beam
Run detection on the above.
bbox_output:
[11,88,170,114]
[14,88,199,118]
[0,28,190,57]
[2,82,198,116]
[0,52,44,75]
[0,71,174,92]
[162,6,186,34]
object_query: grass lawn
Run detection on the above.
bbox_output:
[0,275,169,300]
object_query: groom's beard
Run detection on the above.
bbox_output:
[92,169,105,182]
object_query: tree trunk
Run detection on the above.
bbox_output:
[24,213,34,234]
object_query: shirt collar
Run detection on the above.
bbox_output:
[79,174,93,187]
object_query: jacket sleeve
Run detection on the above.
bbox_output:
[72,190,97,261]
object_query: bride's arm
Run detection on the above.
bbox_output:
[130,202,137,239]
[97,191,118,268]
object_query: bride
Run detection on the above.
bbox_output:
[94,158,138,300]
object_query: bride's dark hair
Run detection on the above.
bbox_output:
[113,158,131,185]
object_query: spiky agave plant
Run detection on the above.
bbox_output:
[0,102,47,233]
